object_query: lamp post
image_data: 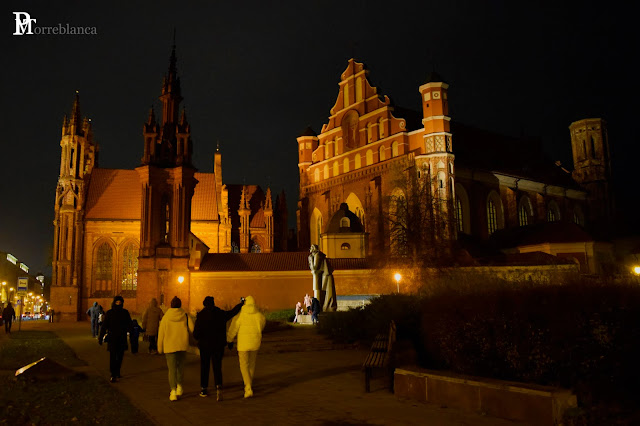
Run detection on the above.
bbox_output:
[633,266,640,276]
[177,275,184,300]
[394,272,402,294]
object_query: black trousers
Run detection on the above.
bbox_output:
[109,347,125,377]
[4,319,12,333]
[200,346,225,388]
[148,335,158,352]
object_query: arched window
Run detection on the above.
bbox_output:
[323,164,329,180]
[486,191,505,235]
[341,243,351,250]
[121,243,138,291]
[231,242,240,253]
[93,241,113,295]
[518,196,533,226]
[250,242,261,253]
[547,200,561,222]
[391,141,399,157]
[573,205,585,226]
[379,146,386,162]
[341,110,359,150]
[340,217,350,228]
[366,150,373,166]
[343,157,350,173]
[487,200,498,235]
[314,168,320,182]
[333,161,339,177]
[354,154,361,169]
[454,183,471,234]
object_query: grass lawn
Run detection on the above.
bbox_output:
[0,331,152,425]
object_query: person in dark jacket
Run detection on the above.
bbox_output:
[86,301,104,338]
[130,319,144,354]
[98,296,132,382]
[193,296,243,400]
[310,297,321,324]
[2,302,16,333]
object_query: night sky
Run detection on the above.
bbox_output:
[1,1,637,275]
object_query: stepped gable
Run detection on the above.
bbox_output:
[199,252,370,272]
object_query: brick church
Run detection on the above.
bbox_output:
[50,51,615,321]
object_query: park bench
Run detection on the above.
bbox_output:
[363,320,396,392]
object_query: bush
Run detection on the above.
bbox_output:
[265,309,295,323]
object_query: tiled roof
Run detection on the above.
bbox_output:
[85,169,141,220]
[250,208,265,227]
[199,252,370,272]
[192,172,218,221]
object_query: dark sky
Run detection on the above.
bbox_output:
[1,1,638,275]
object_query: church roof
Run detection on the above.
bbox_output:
[326,203,364,233]
[85,168,220,221]
[199,252,370,272]
[299,126,317,137]
[192,172,219,221]
[85,169,141,220]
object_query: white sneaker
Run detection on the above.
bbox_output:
[169,390,177,401]
[176,384,183,396]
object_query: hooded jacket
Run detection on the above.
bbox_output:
[99,296,132,351]
[86,302,103,320]
[193,299,243,350]
[142,298,164,336]
[226,296,266,352]
[157,307,194,354]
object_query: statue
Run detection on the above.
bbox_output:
[308,245,337,312]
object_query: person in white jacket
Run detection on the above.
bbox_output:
[226,295,266,398]
[157,296,194,401]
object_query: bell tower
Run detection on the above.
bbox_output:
[136,43,198,308]
[570,118,613,232]
[51,93,97,321]
[418,72,456,241]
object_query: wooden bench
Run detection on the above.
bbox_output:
[363,320,396,392]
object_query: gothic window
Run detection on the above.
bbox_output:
[518,195,534,226]
[487,200,498,235]
[355,207,365,230]
[456,196,464,233]
[121,243,138,291]
[333,161,339,177]
[323,164,329,180]
[343,157,350,173]
[573,205,585,226]
[355,154,361,169]
[379,146,386,162]
[391,141,399,157]
[341,110,359,150]
[547,200,561,222]
[366,150,373,166]
[250,242,262,253]
[231,242,240,253]
[518,204,529,226]
[341,243,351,250]
[96,243,113,280]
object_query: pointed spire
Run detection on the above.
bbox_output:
[265,187,273,210]
[240,185,247,209]
[180,108,188,126]
[68,91,83,135]
[61,114,68,136]
[147,106,156,125]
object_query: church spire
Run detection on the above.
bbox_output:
[160,40,182,126]
[67,91,83,136]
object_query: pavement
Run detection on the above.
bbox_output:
[2,321,524,425]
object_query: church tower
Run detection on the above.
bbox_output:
[136,43,198,307]
[569,118,613,233]
[418,72,456,241]
[51,93,97,321]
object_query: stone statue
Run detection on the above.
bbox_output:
[308,245,337,312]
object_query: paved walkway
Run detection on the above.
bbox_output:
[5,321,523,425]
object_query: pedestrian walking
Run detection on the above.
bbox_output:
[2,302,16,334]
[226,295,266,399]
[193,296,243,400]
[157,296,194,401]
[98,296,133,383]
[130,319,144,354]
[310,297,321,324]
[86,301,103,338]
[142,298,163,354]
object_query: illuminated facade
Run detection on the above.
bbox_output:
[297,60,615,271]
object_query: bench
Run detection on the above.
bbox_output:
[363,320,396,392]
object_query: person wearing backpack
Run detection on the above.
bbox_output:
[86,302,103,338]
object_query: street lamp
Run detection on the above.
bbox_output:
[177,275,184,299]
[633,266,640,276]
[394,272,402,294]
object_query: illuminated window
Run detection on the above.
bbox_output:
[314,169,320,182]
[366,150,373,166]
[518,204,528,226]
[341,243,351,250]
[250,242,261,253]
[455,196,464,232]
[96,243,113,280]
[121,243,138,291]
[333,161,339,177]
[343,157,350,173]
[518,196,533,226]
[391,141,399,157]
[355,154,361,169]
[323,164,329,180]
[379,146,386,161]
[487,200,497,235]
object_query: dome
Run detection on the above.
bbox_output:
[326,203,364,233]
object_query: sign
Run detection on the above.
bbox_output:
[17,277,28,296]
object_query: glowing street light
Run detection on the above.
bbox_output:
[633,266,640,276]
[177,276,185,284]
[394,272,402,294]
